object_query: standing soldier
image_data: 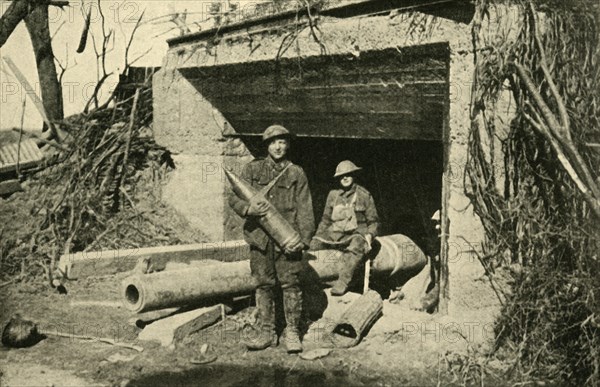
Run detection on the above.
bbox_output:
[229,124,315,353]
[310,160,379,296]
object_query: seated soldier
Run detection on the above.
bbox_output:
[310,160,379,296]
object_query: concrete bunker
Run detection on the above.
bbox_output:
[179,44,448,256]
[153,0,498,325]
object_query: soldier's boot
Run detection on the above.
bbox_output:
[331,253,362,296]
[282,287,303,353]
[243,288,277,350]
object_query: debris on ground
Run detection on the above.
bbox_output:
[190,354,218,365]
[0,179,23,195]
[0,139,45,175]
[0,82,207,286]
[299,348,331,361]
[138,305,230,348]
[330,290,383,348]
[106,352,138,363]
[1,313,144,352]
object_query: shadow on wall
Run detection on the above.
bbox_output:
[239,136,443,254]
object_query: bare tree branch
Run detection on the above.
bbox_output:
[0,0,35,47]
[0,0,69,47]
[124,11,146,67]
[76,5,92,53]
[513,63,600,196]
[84,0,115,113]
[83,4,148,114]
[24,2,64,127]
[514,62,600,218]
[529,3,571,140]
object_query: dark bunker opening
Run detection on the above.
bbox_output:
[182,43,449,256]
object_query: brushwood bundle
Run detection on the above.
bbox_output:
[0,84,204,284]
[466,0,600,384]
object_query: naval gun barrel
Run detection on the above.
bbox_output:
[122,234,426,313]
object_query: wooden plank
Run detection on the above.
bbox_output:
[58,240,251,279]
[183,46,446,99]
[3,57,53,130]
[181,45,446,80]
[173,304,232,343]
[208,94,440,115]
[225,111,443,140]
[189,69,446,97]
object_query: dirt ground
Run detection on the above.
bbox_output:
[0,161,510,386]
[0,272,511,387]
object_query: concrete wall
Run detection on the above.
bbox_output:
[152,3,521,328]
[153,69,253,241]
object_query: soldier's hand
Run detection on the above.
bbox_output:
[247,197,269,216]
[284,240,304,255]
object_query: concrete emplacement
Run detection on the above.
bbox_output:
[122,234,427,313]
[151,0,500,332]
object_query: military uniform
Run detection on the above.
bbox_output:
[229,155,314,351]
[312,183,379,293]
[230,156,314,255]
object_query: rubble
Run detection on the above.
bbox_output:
[330,290,383,348]
[299,348,331,361]
[0,179,22,196]
[138,305,230,348]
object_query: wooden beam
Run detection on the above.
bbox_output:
[58,240,250,279]
[225,111,443,141]
[207,95,438,116]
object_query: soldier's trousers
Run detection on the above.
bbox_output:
[250,240,303,291]
[250,241,304,333]
[311,234,370,286]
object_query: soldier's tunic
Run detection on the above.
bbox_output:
[312,184,379,284]
[315,184,378,243]
[229,156,315,290]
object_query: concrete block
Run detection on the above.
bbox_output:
[138,305,230,348]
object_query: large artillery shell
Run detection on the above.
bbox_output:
[224,168,301,249]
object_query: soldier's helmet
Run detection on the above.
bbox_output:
[334,160,362,178]
[262,125,291,142]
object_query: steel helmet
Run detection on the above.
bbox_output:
[262,125,290,142]
[334,160,362,178]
